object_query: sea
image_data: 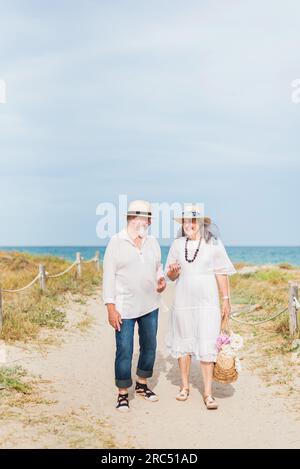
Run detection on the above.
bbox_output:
[1,246,300,267]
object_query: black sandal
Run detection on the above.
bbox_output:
[135,382,159,402]
[116,393,130,412]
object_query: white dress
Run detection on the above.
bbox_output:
[165,236,237,362]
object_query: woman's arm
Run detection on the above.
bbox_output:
[165,241,181,281]
[215,274,231,319]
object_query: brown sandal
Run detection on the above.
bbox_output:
[176,387,190,401]
[203,394,218,410]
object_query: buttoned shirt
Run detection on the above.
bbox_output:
[102,228,164,319]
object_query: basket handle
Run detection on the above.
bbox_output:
[220,315,230,335]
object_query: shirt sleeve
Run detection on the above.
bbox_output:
[153,238,164,280]
[212,238,237,276]
[164,240,179,279]
[102,238,117,304]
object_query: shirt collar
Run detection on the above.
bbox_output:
[118,228,149,246]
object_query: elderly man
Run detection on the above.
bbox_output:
[103,200,166,412]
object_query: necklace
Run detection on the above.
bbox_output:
[185,237,201,263]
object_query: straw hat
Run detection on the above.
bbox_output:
[125,200,153,218]
[174,204,211,225]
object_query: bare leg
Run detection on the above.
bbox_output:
[200,361,214,396]
[178,354,191,390]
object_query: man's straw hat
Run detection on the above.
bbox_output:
[125,200,153,218]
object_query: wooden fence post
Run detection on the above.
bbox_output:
[288,281,299,337]
[76,252,82,278]
[39,264,46,291]
[0,289,3,330]
[95,251,100,272]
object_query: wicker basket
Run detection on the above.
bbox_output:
[213,316,238,384]
[213,351,238,384]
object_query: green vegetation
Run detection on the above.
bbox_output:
[0,366,31,394]
[0,251,101,342]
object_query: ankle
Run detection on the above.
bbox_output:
[137,377,147,385]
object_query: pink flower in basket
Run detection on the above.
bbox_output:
[216,334,231,352]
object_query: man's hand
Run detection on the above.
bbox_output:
[156,277,166,293]
[107,304,122,332]
[167,262,181,281]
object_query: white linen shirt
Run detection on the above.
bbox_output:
[102,228,164,319]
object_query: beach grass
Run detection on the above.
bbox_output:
[230,265,300,394]
[0,366,31,394]
[231,264,300,340]
[0,251,102,342]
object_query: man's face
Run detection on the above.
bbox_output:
[129,216,151,238]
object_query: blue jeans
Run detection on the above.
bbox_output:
[115,308,159,389]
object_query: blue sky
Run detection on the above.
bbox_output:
[0,0,299,246]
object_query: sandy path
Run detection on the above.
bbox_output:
[2,286,300,449]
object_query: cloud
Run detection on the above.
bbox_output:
[0,0,299,244]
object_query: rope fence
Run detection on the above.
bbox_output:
[230,306,288,325]
[161,281,299,337]
[0,251,101,329]
[0,254,299,337]
[0,273,41,293]
[46,260,79,279]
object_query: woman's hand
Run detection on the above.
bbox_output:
[221,298,231,319]
[167,262,181,281]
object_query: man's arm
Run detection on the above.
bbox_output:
[103,239,122,331]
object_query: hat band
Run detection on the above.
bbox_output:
[181,211,203,217]
[127,210,152,216]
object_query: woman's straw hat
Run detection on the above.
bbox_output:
[125,200,153,218]
[174,204,211,225]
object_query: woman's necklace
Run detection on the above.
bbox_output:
[185,236,201,263]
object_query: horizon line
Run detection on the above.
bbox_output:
[1,245,300,248]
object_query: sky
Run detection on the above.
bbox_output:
[0,0,299,246]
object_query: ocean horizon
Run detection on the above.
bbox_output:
[1,245,300,267]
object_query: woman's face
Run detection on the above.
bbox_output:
[182,218,200,238]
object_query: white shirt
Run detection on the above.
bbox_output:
[102,228,164,319]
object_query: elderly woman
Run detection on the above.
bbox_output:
[165,205,236,409]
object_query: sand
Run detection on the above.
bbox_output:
[1,285,300,449]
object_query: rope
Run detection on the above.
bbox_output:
[161,296,288,326]
[82,257,96,264]
[46,260,78,278]
[230,306,288,325]
[0,273,40,293]
[0,254,98,293]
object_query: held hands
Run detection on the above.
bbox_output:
[107,304,122,332]
[157,277,166,293]
[167,262,181,281]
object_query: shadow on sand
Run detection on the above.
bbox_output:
[133,349,235,400]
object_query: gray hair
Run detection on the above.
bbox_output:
[177,221,220,244]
